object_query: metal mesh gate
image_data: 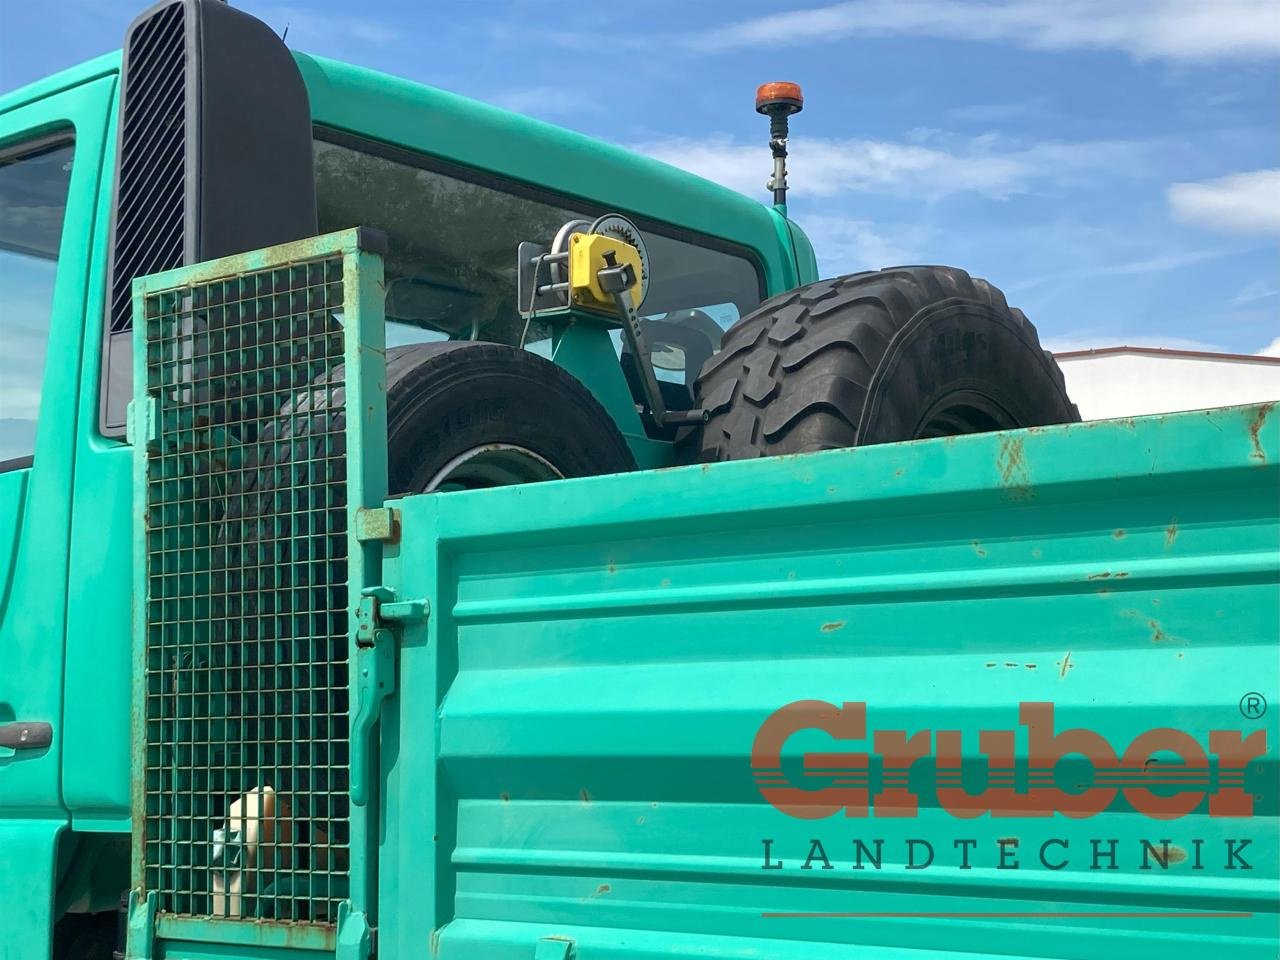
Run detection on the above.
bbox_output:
[131,230,386,934]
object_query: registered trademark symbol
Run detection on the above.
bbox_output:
[1239,692,1267,719]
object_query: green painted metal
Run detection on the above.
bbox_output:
[544,311,677,469]
[128,229,387,953]
[382,403,1278,960]
[0,69,119,959]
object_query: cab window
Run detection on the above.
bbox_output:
[0,136,74,468]
[313,132,763,405]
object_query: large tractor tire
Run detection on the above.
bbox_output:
[381,341,636,492]
[688,266,1079,461]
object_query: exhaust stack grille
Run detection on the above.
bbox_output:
[109,0,188,335]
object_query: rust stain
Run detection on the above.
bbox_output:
[1163,845,1189,865]
[1087,571,1112,580]
[590,883,612,898]
[1164,519,1179,549]
[1248,401,1275,462]
[660,578,671,588]
[1148,619,1173,643]
[1004,662,1018,668]
[971,540,987,558]
[580,788,591,803]
[500,791,510,803]
[606,561,617,574]
[985,662,997,668]
[821,620,846,633]
[1025,663,1037,670]
[1057,651,1074,679]
[636,815,645,825]
[996,436,1033,499]
[996,837,1019,846]
[1031,548,1042,558]
[1096,587,1113,596]
[1113,529,1126,540]
[1114,571,1129,579]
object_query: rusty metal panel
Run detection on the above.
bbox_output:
[383,404,1278,960]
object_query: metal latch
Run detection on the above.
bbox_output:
[355,585,428,647]
[350,586,428,806]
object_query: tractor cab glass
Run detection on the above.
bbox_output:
[313,132,763,408]
[0,138,74,467]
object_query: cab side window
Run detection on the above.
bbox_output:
[0,137,74,469]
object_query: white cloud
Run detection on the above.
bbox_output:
[1168,170,1280,234]
[1006,248,1235,292]
[696,0,1280,61]
[630,133,1146,202]
[1232,280,1280,304]
[1259,337,1280,357]
[796,214,929,271]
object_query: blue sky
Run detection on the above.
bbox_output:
[3,0,1277,355]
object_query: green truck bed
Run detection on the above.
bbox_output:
[378,401,1279,960]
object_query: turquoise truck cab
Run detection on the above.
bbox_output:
[0,13,814,959]
[0,4,1275,960]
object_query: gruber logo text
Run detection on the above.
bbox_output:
[751,701,1266,819]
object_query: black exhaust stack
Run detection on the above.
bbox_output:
[101,0,318,433]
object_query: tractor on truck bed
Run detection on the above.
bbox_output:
[1,2,1276,960]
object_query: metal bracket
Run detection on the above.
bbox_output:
[356,585,428,646]
[534,935,578,960]
[124,890,157,960]
[350,586,428,806]
[605,274,707,430]
[350,625,394,808]
[335,901,373,960]
[354,506,401,544]
[124,396,157,447]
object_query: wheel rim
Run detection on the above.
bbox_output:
[914,391,1019,440]
[422,443,564,492]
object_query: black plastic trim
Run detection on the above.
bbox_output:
[0,456,35,473]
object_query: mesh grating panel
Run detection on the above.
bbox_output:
[139,253,352,925]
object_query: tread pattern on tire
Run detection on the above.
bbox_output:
[690,265,1077,461]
